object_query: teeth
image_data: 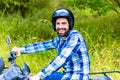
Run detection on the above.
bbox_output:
[59,30,64,32]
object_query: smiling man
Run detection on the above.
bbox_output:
[12,8,90,80]
[56,18,69,38]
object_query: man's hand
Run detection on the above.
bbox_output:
[12,47,21,56]
[29,75,40,80]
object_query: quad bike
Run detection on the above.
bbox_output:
[0,35,30,80]
[90,70,120,80]
[0,35,119,80]
[0,51,119,80]
[0,51,30,80]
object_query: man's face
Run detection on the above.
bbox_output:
[56,18,69,37]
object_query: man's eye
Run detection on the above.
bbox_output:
[56,23,59,25]
[62,22,66,25]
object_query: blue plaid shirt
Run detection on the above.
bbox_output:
[21,30,90,80]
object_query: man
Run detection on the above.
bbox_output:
[12,8,90,80]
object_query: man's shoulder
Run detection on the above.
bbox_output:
[69,30,84,39]
[70,30,81,35]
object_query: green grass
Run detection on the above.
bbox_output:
[0,7,120,80]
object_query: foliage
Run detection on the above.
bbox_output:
[0,0,120,16]
[65,0,120,15]
[0,0,51,18]
[0,0,29,17]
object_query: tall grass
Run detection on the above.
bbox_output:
[74,11,120,79]
[0,7,120,79]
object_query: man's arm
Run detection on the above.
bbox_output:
[12,39,57,55]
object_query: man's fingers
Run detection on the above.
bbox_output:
[29,75,40,80]
[12,47,21,56]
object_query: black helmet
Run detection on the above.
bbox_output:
[52,8,74,31]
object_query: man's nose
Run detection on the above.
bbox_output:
[58,23,63,28]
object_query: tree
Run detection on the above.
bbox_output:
[65,0,120,16]
[0,0,29,18]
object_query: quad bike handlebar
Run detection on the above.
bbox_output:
[0,51,30,80]
[8,51,30,74]
[8,51,16,64]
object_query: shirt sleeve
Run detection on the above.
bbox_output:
[20,39,57,54]
[37,34,81,79]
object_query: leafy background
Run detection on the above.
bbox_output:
[0,0,120,79]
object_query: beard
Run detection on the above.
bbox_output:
[56,28,69,37]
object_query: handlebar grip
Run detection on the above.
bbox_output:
[8,51,16,63]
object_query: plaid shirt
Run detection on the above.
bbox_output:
[21,30,90,80]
